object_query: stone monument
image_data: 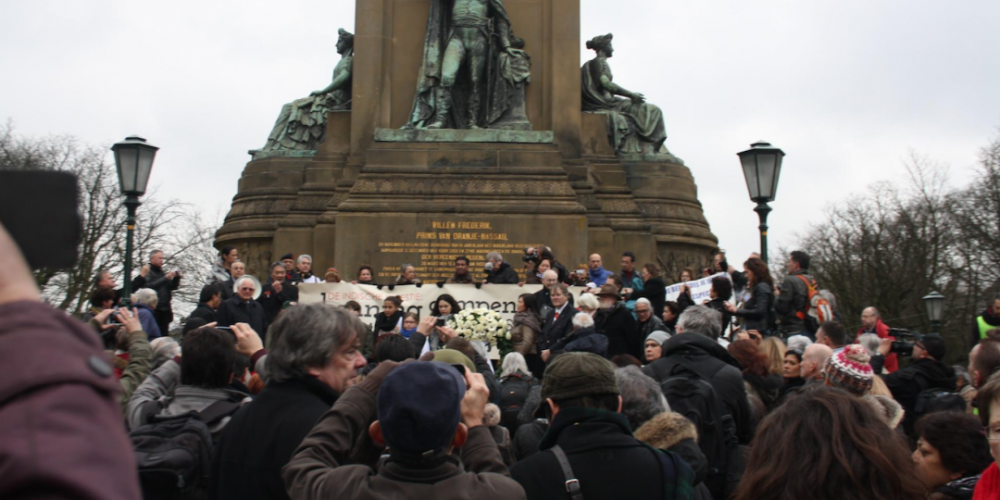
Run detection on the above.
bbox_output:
[216,0,718,283]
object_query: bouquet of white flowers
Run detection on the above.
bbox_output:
[447,308,512,354]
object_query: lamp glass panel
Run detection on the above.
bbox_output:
[135,147,156,195]
[755,153,777,200]
[116,148,138,193]
[741,155,760,200]
[770,156,783,201]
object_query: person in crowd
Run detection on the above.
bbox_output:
[542,312,608,361]
[84,287,115,328]
[411,314,461,355]
[499,352,537,433]
[375,333,416,363]
[512,293,544,375]
[132,249,181,335]
[217,276,266,336]
[787,334,813,353]
[522,257,552,285]
[954,365,977,414]
[678,268,694,284]
[594,283,640,359]
[635,297,666,339]
[973,374,1000,498]
[662,300,680,333]
[715,250,748,293]
[619,251,644,292]
[132,288,163,339]
[485,251,519,284]
[534,269,559,309]
[644,330,670,364]
[538,284,575,357]
[576,292,600,316]
[150,336,180,371]
[258,262,299,332]
[858,332,887,374]
[431,293,462,318]
[725,257,774,336]
[570,266,590,287]
[759,336,786,376]
[189,284,222,323]
[729,338,783,415]
[970,337,1000,390]
[684,276,732,339]
[0,220,142,499]
[212,305,367,500]
[587,253,614,286]
[643,305,753,444]
[607,274,637,315]
[732,387,926,500]
[446,255,475,284]
[93,269,123,307]
[220,260,246,300]
[209,245,239,285]
[322,267,341,283]
[511,352,694,500]
[623,262,667,318]
[816,320,848,353]
[823,344,874,397]
[973,295,1000,348]
[912,412,993,500]
[398,312,419,339]
[800,343,833,383]
[774,250,812,338]
[780,349,806,399]
[354,264,376,285]
[536,246,570,284]
[291,254,320,284]
[342,300,375,359]
[107,308,152,413]
[126,327,253,437]
[277,253,299,282]
[483,402,516,467]
[282,358,524,500]
[395,263,421,285]
[881,333,957,434]
[859,306,900,373]
[374,296,403,335]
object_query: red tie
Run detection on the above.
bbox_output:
[554,312,559,319]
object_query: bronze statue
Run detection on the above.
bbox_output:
[262,29,354,152]
[403,0,531,130]
[582,33,669,157]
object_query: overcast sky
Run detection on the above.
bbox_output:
[3,0,999,267]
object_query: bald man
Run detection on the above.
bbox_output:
[857,307,898,373]
[587,253,614,287]
[800,344,833,382]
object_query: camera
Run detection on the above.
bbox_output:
[889,328,917,356]
[522,247,540,263]
[436,314,453,327]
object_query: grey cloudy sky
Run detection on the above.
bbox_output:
[3,0,999,266]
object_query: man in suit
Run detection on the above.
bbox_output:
[538,284,575,358]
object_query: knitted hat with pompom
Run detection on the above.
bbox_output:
[823,344,874,396]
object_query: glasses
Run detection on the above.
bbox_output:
[240,287,255,292]
[636,309,650,315]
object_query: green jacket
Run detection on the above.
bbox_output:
[117,329,152,414]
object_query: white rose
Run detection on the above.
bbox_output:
[506,331,512,340]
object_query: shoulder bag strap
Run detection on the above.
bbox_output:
[197,399,242,425]
[550,445,583,500]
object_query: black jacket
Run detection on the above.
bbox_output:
[627,277,666,318]
[211,376,339,500]
[734,282,773,333]
[594,302,640,359]
[374,311,403,335]
[256,280,298,331]
[131,264,180,313]
[883,358,957,434]
[510,408,693,500]
[533,287,552,309]
[217,295,266,336]
[538,304,575,352]
[486,262,519,284]
[513,419,547,461]
[642,333,754,444]
[774,270,811,334]
[550,326,608,358]
[189,302,217,324]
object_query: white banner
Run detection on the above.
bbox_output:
[299,282,584,328]
[664,272,730,304]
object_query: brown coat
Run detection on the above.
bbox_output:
[511,311,541,355]
[0,300,141,500]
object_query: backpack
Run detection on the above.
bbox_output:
[657,358,739,499]
[129,400,242,500]
[913,387,967,420]
[794,275,833,333]
[500,374,536,430]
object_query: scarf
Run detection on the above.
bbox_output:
[400,327,417,339]
[974,465,999,500]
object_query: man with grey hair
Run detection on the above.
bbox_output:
[295,254,321,284]
[542,312,607,361]
[534,269,560,309]
[212,303,368,500]
[615,365,670,430]
[642,305,752,445]
[800,343,833,382]
[132,248,181,336]
[218,275,266,335]
[485,251,519,284]
[395,263,421,285]
[132,288,162,339]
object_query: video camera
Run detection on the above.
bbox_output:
[522,247,540,264]
[889,328,917,356]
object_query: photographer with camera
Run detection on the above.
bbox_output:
[132,249,182,336]
[524,246,569,284]
[485,252,519,284]
[879,333,957,435]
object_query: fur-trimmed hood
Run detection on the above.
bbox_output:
[633,411,698,450]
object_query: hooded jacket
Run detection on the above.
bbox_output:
[642,333,753,444]
[511,311,542,355]
[634,412,714,500]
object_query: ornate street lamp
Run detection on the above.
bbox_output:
[923,291,946,335]
[111,135,158,307]
[738,141,785,263]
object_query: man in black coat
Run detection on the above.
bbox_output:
[594,284,641,360]
[533,270,559,311]
[538,284,575,354]
[189,284,222,323]
[511,352,694,500]
[880,334,957,435]
[211,304,368,500]
[485,251,519,284]
[131,249,181,335]
[257,262,299,333]
[642,305,753,444]
[217,277,266,335]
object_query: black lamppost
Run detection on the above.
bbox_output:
[923,291,946,335]
[111,135,158,308]
[738,141,785,264]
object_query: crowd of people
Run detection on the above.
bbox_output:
[6,222,1000,500]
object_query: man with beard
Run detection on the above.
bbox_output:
[594,284,640,359]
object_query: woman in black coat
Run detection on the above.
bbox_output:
[726,257,774,336]
[625,263,666,318]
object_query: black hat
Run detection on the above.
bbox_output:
[918,334,947,361]
[377,362,466,457]
[280,253,294,261]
